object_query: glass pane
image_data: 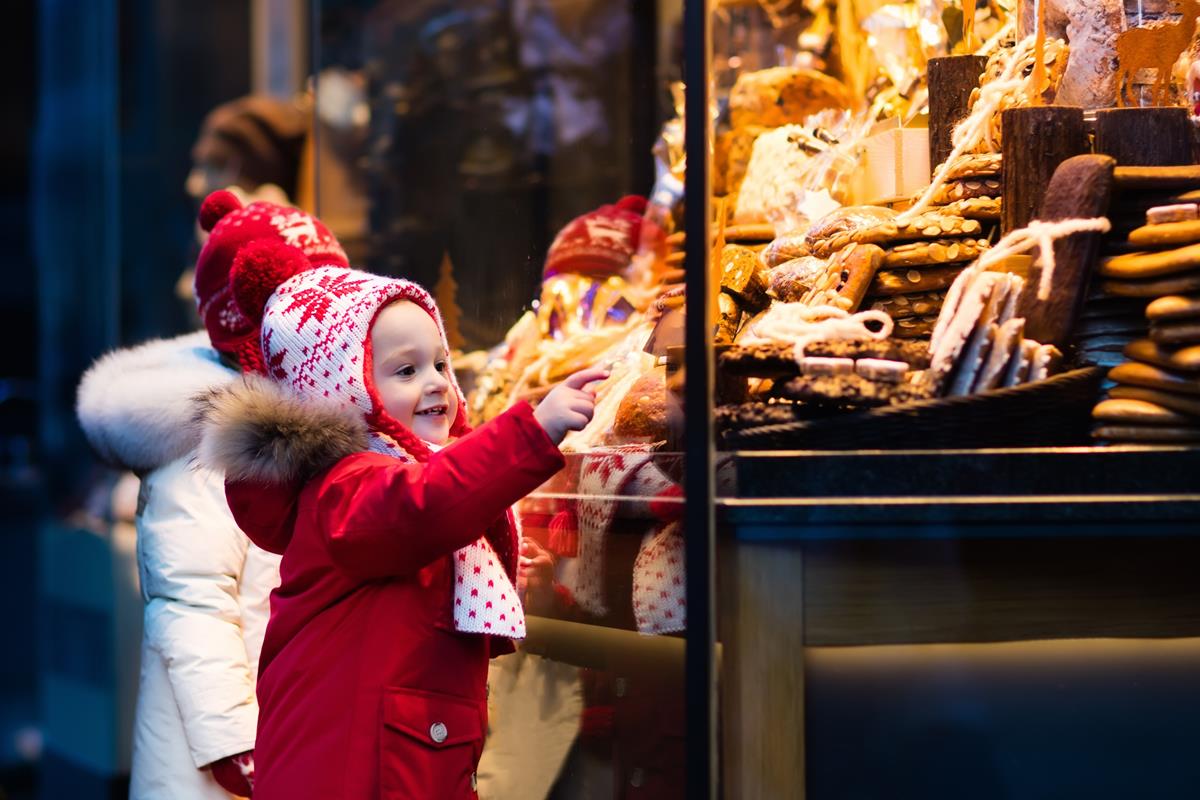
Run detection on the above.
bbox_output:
[312,1,690,795]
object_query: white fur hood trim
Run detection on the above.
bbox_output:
[76,331,238,472]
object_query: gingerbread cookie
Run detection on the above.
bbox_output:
[798,243,885,311]
[776,372,931,407]
[1124,338,1200,372]
[720,245,769,309]
[1108,385,1200,418]
[883,238,989,268]
[973,317,1025,393]
[716,402,808,429]
[941,152,1003,181]
[1127,220,1200,249]
[931,177,1003,204]
[761,234,812,267]
[1146,295,1200,322]
[892,315,938,339]
[893,213,983,242]
[1093,398,1194,426]
[867,291,946,319]
[1150,320,1200,346]
[1092,425,1200,442]
[1108,361,1200,395]
[1100,272,1200,297]
[767,257,827,302]
[870,264,966,296]
[803,338,931,367]
[1100,244,1200,280]
[719,342,798,377]
[940,196,1002,221]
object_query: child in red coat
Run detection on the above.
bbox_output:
[199,242,603,799]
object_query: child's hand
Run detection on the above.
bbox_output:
[517,538,556,616]
[533,367,609,444]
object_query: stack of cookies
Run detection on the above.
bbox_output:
[922,152,1004,223]
[1075,171,1200,369]
[802,206,991,340]
[1089,193,1200,443]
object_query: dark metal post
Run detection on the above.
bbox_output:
[683,0,715,797]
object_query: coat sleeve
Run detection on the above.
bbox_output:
[317,402,565,580]
[138,458,260,768]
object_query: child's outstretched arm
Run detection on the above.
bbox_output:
[317,369,604,580]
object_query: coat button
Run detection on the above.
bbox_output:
[630,767,645,787]
[614,677,627,698]
[430,722,448,743]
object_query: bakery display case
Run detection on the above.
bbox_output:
[312,1,1200,797]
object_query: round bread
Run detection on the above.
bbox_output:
[728,67,852,129]
[612,368,670,443]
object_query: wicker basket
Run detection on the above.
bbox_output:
[720,366,1106,451]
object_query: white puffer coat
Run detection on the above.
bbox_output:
[77,331,280,799]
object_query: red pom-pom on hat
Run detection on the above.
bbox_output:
[229,240,309,323]
[614,195,648,216]
[199,190,243,232]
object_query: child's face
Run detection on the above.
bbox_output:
[370,300,458,444]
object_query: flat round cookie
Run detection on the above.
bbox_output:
[883,238,989,268]
[1146,295,1200,321]
[1150,320,1200,346]
[1092,424,1200,442]
[941,152,1002,181]
[1100,271,1200,297]
[940,196,1002,221]
[892,314,938,339]
[1093,397,1195,425]
[1108,360,1200,395]
[1108,385,1200,417]
[1127,220,1200,248]
[1124,338,1200,372]
[870,264,966,296]
[1100,244,1200,279]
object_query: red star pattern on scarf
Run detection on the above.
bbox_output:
[282,272,371,329]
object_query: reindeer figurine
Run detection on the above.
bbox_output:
[1115,0,1200,106]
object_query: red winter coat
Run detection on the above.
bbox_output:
[219,401,564,799]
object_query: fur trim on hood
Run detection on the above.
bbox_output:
[77,332,237,472]
[196,374,369,485]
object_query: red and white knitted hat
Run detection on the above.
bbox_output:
[256,265,470,456]
[193,190,349,365]
[543,195,648,279]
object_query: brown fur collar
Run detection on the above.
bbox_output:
[195,374,369,484]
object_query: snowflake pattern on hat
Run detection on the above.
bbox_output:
[260,265,524,638]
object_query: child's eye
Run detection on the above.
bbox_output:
[435,360,448,373]
[395,365,416,377]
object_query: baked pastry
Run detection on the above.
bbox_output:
[612,368,670,442]
[728,67,852,129]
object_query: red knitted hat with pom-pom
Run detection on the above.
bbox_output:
[193,189,348,358]
[543,196,648,279]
